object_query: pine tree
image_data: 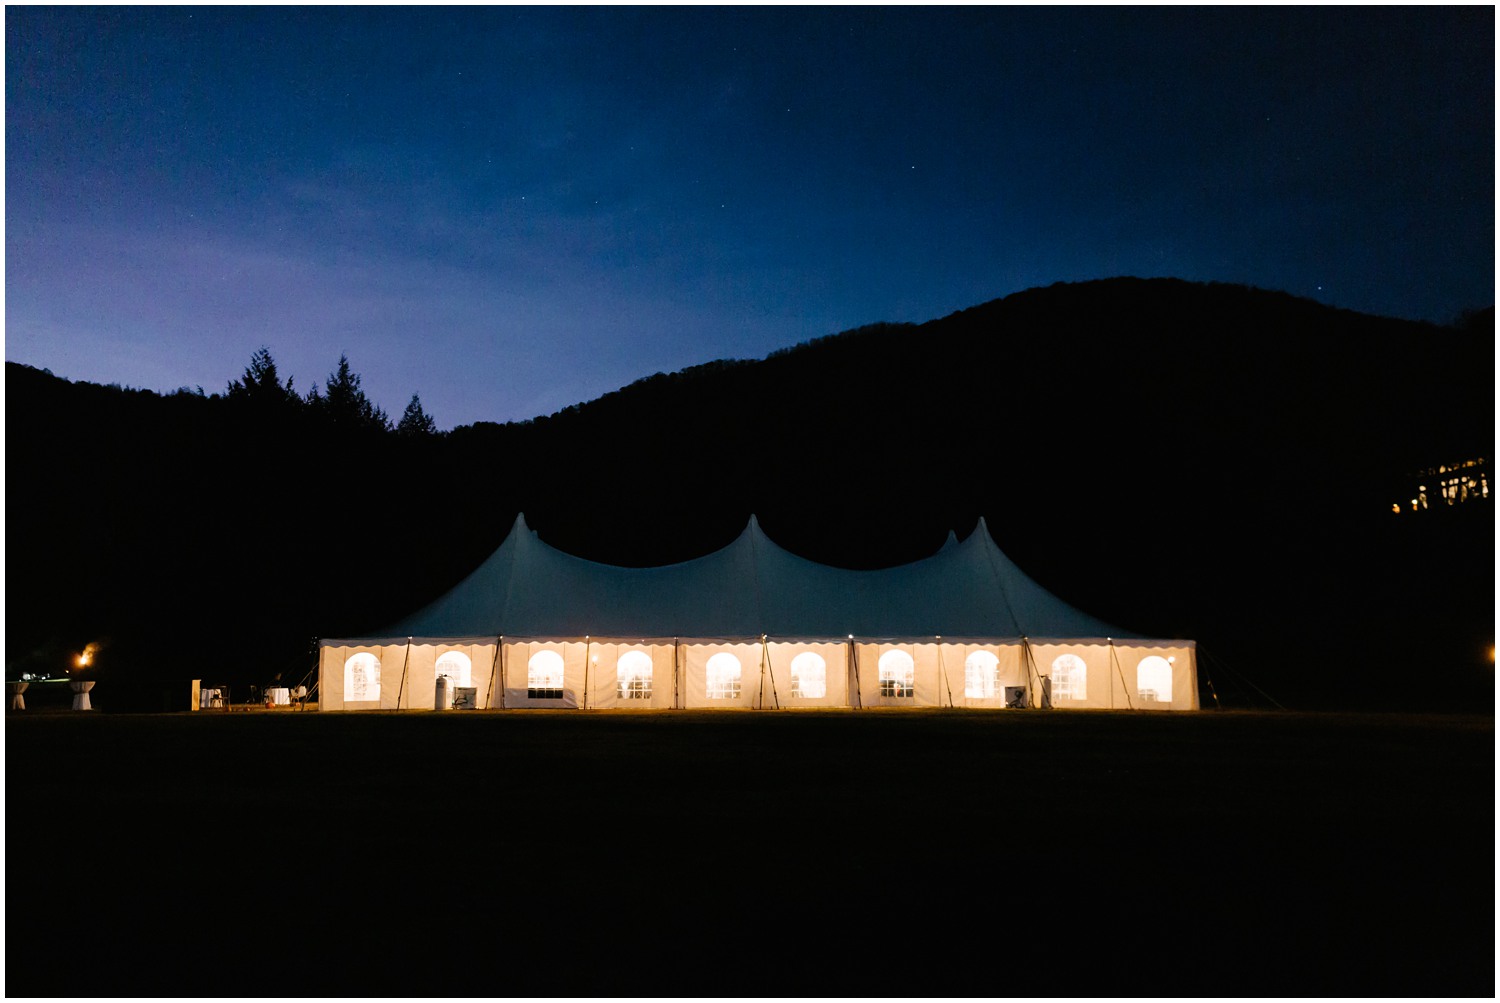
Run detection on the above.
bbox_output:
[308,353,390,432]
[396,393,439,437]
[226,347,299,407]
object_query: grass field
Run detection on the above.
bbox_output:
[6,708,1494,996]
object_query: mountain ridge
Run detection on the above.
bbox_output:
[6,277,1492,710]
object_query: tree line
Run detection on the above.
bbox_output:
[223,347,438,436]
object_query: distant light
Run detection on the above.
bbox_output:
[1168,656,1176,664]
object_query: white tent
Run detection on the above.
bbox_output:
[318,514,1198,711]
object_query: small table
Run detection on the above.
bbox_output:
[69,680,95,711]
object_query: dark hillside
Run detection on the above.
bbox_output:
[7,279,1492,709]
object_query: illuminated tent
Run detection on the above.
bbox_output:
[317,513,1198,711]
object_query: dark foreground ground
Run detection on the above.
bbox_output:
[6,708,1494,997]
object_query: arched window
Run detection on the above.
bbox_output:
[1137,655,1173,703]
[617,649,653,700]
[964,650,1000,699]
[435,651,472,688]
[1051,653,1087,700]
[706,652,742,700]
[528,649,565,699]
[344,652,381,702]
[790,651,827,699]
[879,649,915,698]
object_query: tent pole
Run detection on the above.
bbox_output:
[1020,637,1031,707]
[848,637,861,710]
[757,637,766,710]
[485,636,502,710]
[761,635,780,710]
[1109,640,1134,711]
[673,637,681,710]
[499,638,509,709]
[937,637,955,707]
[583,636,591,711]
[1021,636,1043,709]
[394,637,413,710]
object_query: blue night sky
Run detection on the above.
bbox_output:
[6,7,1494,428]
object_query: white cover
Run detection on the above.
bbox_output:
[318,514,1197,711]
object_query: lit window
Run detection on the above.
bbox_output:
[1051,653,1087,700]
[435,651,472,688]
[528,650,565,699]
[1137,655,1173,703]
[344,652,381,702]
[964,650,1000,699]
[790,651,827,698]
[617,649,653,700]
[706,652,742,700]
[879,649,915,698]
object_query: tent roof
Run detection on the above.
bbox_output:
[349,513,1158,643]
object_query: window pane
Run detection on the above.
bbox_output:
[345,653,381,702]
[964,650,1000,699]
[435,651,472,688]
[1137,655,1173,703]
[706,652,742,700]
[1051,653,1086,701]
[528,649,565,699]
[878,650,914,698]
[790,651,827,699]
[617,649,653,700]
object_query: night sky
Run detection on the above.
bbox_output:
[6,7,1493,428]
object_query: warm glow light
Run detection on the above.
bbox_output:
[790,651,828,699]
[1137,655,1173,702]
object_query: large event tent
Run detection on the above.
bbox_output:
[317,514,1198,711]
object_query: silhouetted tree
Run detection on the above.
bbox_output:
[306,353,389,432]
[396,393,438,437]
[226,347,299,407]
